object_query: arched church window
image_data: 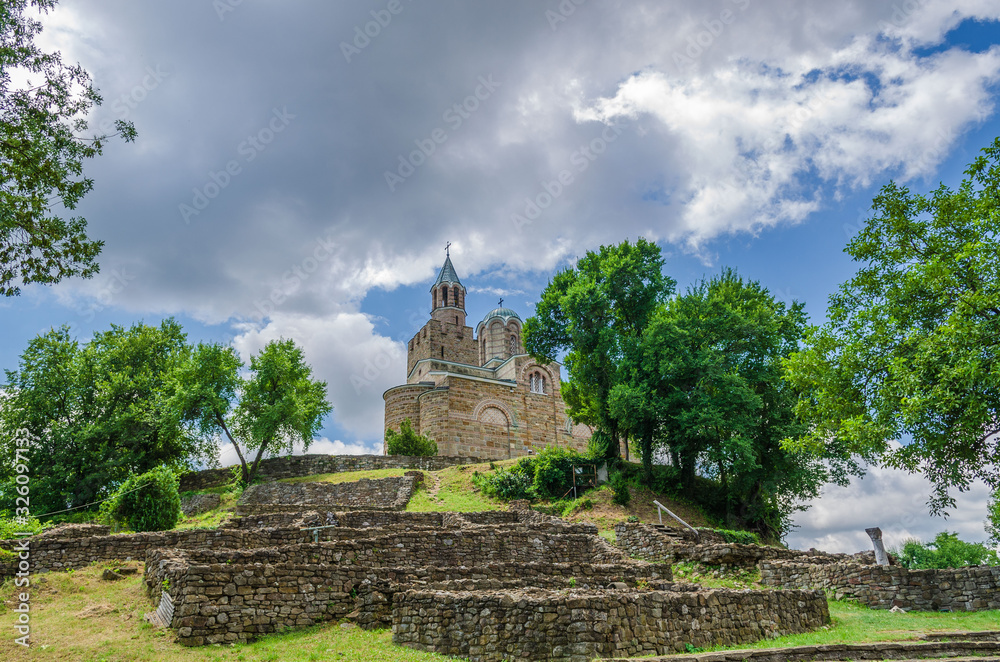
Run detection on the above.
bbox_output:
[453,286,459,306]
[442,287,449,306]
[509,335,517,355]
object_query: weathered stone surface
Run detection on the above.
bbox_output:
[392,588,830,662]
[181,493,221,516]
[179,454,482,492]
[236,476,418,514]
[760,560,1000,612]
[615,522,842,567]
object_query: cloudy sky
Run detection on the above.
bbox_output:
[3,0,999,552]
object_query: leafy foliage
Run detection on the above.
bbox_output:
[0,515,49,540]
[988,491,999,548]
[99,465,182,532]
[168,338,332,486]
[892,531,999,569]
[608,471,632,506]
[0,0,137,295]
[384,419,437,457]
[0,319,214,514]
[472,458,536,501]
[611,269,847,538]
[784,138,1000,514]
[700,527,760,546]
[525,238,675,459]
[532,446,586,499]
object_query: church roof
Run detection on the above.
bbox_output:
[432,255,463,289]
[480,306,522,326]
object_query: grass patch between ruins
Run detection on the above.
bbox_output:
[278,468,409,484]
[0,565,449,662]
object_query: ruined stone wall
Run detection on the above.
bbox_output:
[393,588,830,662]
[615,523,839,567]
[179,454,481,492]
[235,476,417,514]
[760,561,1000,611]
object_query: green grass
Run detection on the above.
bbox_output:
[0,565,449,662]
[405,462,505,513]
[279,468,408,484]
[699,600,1000,652]
[173,491,241,531]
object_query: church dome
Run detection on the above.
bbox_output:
[480,306,521,326]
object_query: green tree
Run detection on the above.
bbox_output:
[784,138,1000,514]
[987,491,999,548]
[1,0,136,295]
[384,419,437,456]
[99,465,182,532]
[0,320,211,514]
[613,270,849,537]
[168,339,332,486]
[524,238,674,459]
[893,531,1000,569]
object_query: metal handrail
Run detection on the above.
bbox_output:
[652,500,699,540]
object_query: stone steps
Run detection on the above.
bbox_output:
[608,637,1000,662]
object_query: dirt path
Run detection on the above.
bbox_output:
[427,471,442,500]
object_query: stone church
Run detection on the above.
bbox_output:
[383,253,592,459]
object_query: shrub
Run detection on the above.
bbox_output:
[532,446,584,498]
[472,458,536,501]
[893,531,1000,569]
[608,471,632,507]
[700,527,760,546]
[99,465,182,532]
[0,516,49,541]
[385,419,438,456]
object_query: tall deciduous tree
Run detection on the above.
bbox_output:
[0,0,136,296]
[613,270,848,537]
[524,238,674,459]
[168,339,332,486]
[784,137,1000,515]
[0,320,210,514]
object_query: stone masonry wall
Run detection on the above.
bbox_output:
[393,588,830,662]
[236,476,417,514]
[179,454,482,492]
[615,523,840,567]
[760,561,1000,611]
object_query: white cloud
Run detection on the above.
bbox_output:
[788,464,995,554]
[231,311,406,440]
[579,39,1000,249]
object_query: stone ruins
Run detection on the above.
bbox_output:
[2,454,998,662]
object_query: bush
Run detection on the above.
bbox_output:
[472,458,536,501]
[701,527,760,546]
[893,531,1000,569]
[99,465,182,532]
[0,516,49,541]
[385,419,437,456]
[532,446,584,498]
[609,471,632,507]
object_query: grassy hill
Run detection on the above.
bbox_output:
[6,460,995,661]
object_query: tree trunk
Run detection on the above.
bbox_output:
[866,527,890,566]
[641,427,653,484]
[217,415,251,485]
